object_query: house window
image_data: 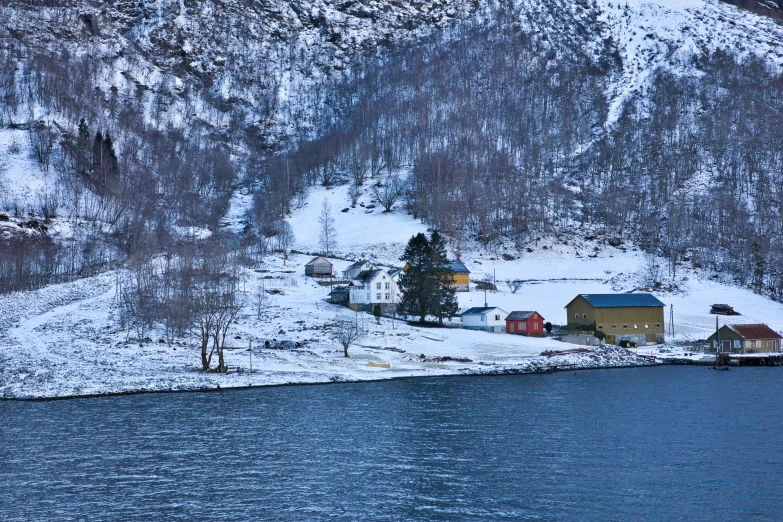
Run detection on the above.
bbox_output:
[376,293,381,300]
[385,283,390,290]
[575,313,579,319]
[634,325,638,329]
[366,293,370,300]
[656,323,660,328]
[534,322,538,330]
[623,325,628,329]
[521,323,526,330]
[612,325,616,329]
[598,325,603,329]
[734,340,741,349]
[495,314,500,321]
[384,293,389,300]
[751,340,756,348]
[376,282,381,290]
[644,324,649,329]
[481,315,485,321]
[583,313,587,319]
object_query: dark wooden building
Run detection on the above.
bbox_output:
[565,293,665,344]
[304,256,333,277]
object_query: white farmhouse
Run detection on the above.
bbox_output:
[342,260,375,281]
[462,307,509,333]
[348,268,400,312]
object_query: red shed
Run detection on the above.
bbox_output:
[506,311,545,336]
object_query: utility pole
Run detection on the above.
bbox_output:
[669,305,674,337]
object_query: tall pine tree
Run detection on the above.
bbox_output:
[398,233,433,323]
[429,230,457,325]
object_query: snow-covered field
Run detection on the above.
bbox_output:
[2,183,782,400]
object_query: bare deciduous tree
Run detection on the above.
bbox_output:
[507,280,524,293]
[331,313,364,357]
[318,198,337,254]
[371,174,405,212]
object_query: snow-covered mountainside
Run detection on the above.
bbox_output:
[3,0,783,398]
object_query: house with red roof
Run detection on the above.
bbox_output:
[707,324,782,353]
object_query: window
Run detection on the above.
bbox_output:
[366,293,370,300]
[384,293,389,300]
[623,324,628,329]
[634,324,638,329]
[376,293,381,300]
[534,322,538,330]
[611,325,617,329]
[656,323,660,328]
[495,315,500,321]
[644,324,649,329]
[521,323,526,330]
[734,340,741,349]
[385,282,390,290]
[376,282,381,290]
[575,313,579,319]
[481,315,485,321]
[598,325,603,329]
[583,313,587,319]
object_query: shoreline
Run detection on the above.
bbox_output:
[1,360,663,402]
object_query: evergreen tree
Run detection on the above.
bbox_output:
[398,233,433,323]
[428,230,457,325]
[104,131,119,184]
[92,129,104,177]
[752,241,765,293]
[76,118,90,175]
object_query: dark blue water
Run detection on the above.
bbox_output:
[1,366,782,521]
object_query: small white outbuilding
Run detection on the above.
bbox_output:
[461,307,509,333]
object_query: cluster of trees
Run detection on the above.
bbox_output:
[398,231,457,325]
[116,240,245,372]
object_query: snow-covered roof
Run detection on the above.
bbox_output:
[566,294,665,308]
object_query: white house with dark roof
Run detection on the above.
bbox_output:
[348,268,400,311]
[461,306,508,333]
[342,260,375,281]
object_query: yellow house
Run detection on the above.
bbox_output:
[565,293,665,344]
[449,260,470,292]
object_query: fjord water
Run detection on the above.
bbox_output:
[1,366,781,521]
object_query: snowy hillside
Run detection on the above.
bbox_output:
[3,184,782,399]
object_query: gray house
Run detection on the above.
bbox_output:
[304,256,334,277]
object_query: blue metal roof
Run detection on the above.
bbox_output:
[567,293,665,308]
[463,307,500,315]
[449,260,470,274]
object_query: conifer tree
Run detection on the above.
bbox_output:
[76,118,90,174]
[398,233,433,323]
[429,230,457,325]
